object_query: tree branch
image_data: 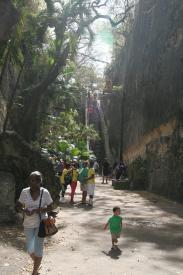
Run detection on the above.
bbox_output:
[90,0,134,27]
[92,0,110,9]
[3,62,25,132]
[78,52,109,64]
[30,43,70,95]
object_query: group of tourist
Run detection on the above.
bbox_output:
[112,161,128,180]
[15,158,125,275]
[58,159,96,206]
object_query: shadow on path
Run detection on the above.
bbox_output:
[0,224,25,251]
[102,247,122,260]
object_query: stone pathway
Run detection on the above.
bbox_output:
[1,177,183,274]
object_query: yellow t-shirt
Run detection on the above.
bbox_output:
[60,169,68,185]
[87,168,95,184]
[72,169,79,182]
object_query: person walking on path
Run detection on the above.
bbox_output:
[112,161,118,178]
[104,206,123,250]
[78,161,89,204]
[55,159,64,176]
[59,163,72,202]
[102,158,110,184]
[70,162,79,203]
[93,160,99,176]
[115,162,124,180]
[16,171,53,275]
[86,161,95,206]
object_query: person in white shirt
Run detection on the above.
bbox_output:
[16,171,53,275]
[86,161,95,206]
[93,160,99,176]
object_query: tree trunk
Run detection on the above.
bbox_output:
[11,45,70,142]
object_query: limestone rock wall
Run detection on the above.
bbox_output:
[101,0,183,201]
[145,124,183,201]
[0,132,58,208]
[123,0,183,151]
[99,93,122,164]
[0,172,16,223]
[122,0,183,201]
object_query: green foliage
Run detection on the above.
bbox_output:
[71,147,81,156]
[128,157,148,190]
[39,110,98,159]
[80,151,90,160]
[63,61,77,78]
[57,140,70,153]
[2,0,133,144]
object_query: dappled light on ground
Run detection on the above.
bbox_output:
[1,177,183,275]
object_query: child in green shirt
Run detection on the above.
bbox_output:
[104,206,122,249]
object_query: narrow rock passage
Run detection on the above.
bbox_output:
[1,177,183,275]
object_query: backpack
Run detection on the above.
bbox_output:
[64,172,72,185]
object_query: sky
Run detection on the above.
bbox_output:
[91,19,113,74]
[52,0,114,75]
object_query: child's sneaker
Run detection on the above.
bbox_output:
[114,238,118,243]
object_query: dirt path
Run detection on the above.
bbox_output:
[1,177,183,275]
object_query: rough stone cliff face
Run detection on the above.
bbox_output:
[123,0,183,154]
[99,93,122,164]
[123,0,183,201]
[101,0,183,201]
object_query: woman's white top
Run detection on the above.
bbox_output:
[18,187,53,228]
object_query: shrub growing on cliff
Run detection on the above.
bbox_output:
[128,157,148,190]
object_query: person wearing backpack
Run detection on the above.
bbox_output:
[55,158,64,176]
[59,163,72,203]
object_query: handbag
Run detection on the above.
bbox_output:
[38,189,58,238]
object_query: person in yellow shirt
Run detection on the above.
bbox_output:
[70,162,79,203]
[59,163,72,202]
[86,161,95,206]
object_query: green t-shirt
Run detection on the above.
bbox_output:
[108,215,122,234]
[79,167,88,183]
